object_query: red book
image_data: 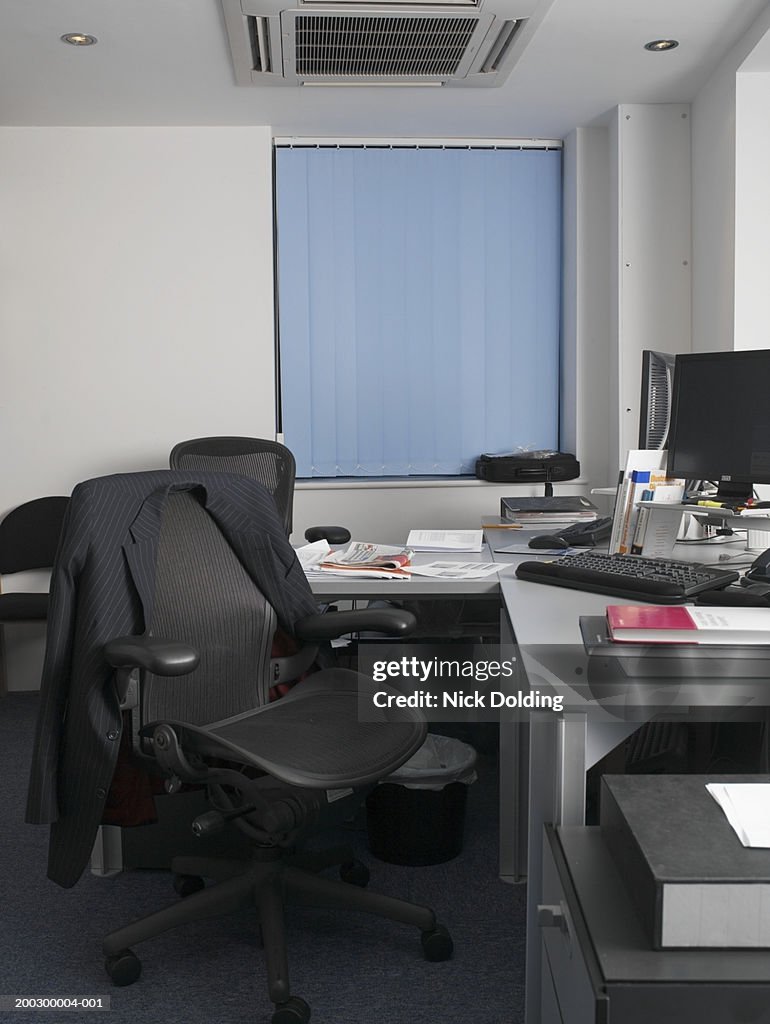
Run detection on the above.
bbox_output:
[606,604,770,645]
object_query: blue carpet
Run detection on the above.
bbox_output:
[1,695,526,1024]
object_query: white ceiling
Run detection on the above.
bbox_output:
[1,0,768,137]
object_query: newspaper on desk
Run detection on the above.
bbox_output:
[298,540,412,580]
[296,540,502,581]
[405,561,503,580]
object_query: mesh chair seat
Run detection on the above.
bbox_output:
[150,671,424,790]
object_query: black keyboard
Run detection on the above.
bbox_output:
[515,551,740,603]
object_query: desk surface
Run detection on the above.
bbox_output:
[307,545,518,600]
[493,534,752,643]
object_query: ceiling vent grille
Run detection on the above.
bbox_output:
[294,15,477,78]
[222,1,541,88]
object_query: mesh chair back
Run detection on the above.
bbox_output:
[141,490,277,731]
[0,497,70,574]
[170,438,296,536]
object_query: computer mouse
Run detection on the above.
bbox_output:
[528,534,569,551]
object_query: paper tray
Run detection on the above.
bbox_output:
[579,615,770,680]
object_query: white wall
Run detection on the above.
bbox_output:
[610,104,692,466]
[0,126,276,515]
[561,126,612,492]
[691,3,770,353]
[0,126,276,689]
[734,70,770,350]
[293,478,595,547]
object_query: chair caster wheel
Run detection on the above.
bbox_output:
[421,924,453,962]
[272,995,311,1023]
[173,873,205,898]
[340,859,369,887]
[105,949,141,986]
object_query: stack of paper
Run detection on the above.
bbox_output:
[707,783,770,847]
[406,530,484,552]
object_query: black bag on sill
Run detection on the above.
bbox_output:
[474,450,580,484]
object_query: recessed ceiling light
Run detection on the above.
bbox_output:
[61,33,98,46]
[644,39,679,52]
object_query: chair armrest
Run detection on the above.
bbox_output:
[293,607,416,641]
[303,525,352,545]
[104,636,200,676]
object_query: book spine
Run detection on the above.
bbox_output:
[609,472,632,554]
[618,471,651,555]
[630,489,654,554]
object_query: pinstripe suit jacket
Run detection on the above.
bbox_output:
[25,470,319,888]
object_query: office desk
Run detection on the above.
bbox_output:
[311,537,763,1023]
[495,540,769,1024]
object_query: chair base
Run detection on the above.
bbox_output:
[103,847,452,1020]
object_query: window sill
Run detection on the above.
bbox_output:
[296,476,589,491]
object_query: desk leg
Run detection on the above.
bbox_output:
[499,719,529,882]
[499,607,529,882]
[524,712,588,1024]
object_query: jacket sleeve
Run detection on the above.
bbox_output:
[25,491,90,825]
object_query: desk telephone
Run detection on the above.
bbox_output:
[528,516,614,551]
[695,546,770,607]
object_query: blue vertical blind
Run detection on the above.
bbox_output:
[275,144,562,477]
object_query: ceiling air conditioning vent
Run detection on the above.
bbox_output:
[294,15,477,79]
[248,16,273,72]
[221,1,541,88]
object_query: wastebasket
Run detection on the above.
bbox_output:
[365,734,477,866]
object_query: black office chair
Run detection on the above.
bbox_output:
[0,496,69,694]
[89,483,451,1023]
[169,436,350,546]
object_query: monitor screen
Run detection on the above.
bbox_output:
[666,350,770,501]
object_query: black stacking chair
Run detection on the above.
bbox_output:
[91,484,451,1023]
[0,496,69,694]
[169,436,350,546]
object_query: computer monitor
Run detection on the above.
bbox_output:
[666,349,770,503]
[638,350,676,450]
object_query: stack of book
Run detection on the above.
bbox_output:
[609,449,685,556]
[579,608,770,682]
[500,495,598,527]
[605,603,770,645]
[601,774,770,949]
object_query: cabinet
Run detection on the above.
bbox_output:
[540,824,770,1024]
